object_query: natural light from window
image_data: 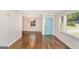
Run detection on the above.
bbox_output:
[60,11,79,38]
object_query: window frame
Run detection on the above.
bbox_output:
[59,11,79,39]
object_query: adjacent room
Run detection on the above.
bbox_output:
[0,10,79,49]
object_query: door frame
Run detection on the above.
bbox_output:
[42,14,53,35]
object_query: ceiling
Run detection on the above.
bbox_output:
[20,10,64,15]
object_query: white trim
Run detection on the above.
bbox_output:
[60,32,79,41]
[55,34,72,48]
[42,14,45,35]
[8,36,22,47]
[55,31,79,49]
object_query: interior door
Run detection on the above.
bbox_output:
[44,16,53,35]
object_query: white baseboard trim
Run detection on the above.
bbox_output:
[8,36,22,47]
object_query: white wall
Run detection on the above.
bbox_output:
[22,14,42,32]
[53,10,79,48]
[0,11,22,46]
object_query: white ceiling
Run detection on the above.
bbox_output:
[20,10,64,15]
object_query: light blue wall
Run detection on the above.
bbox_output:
[45,16,53,35]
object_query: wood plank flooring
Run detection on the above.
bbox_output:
[9,31,70,49]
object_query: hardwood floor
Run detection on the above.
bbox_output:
[9,31,70,49]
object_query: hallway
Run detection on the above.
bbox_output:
[0,10,77,49]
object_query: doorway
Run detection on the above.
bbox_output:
[44,16,53,35]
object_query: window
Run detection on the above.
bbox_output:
[60,11,79,38]
[60,16,64,32]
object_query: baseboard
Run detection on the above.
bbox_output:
[8,37,22,47]
[42,33,54,36]
[54,35,71,49]
[0,46,9,49]
[22,31,42,36]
